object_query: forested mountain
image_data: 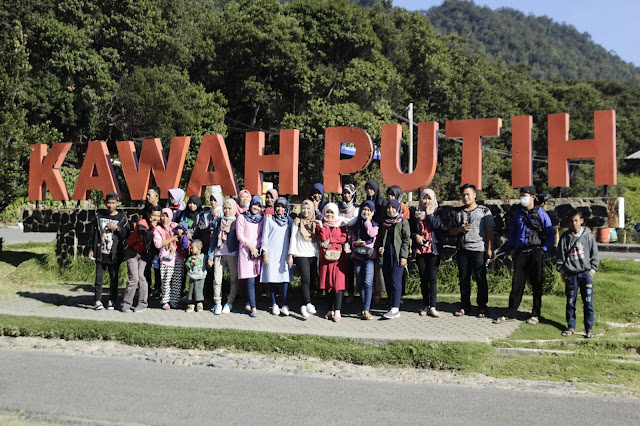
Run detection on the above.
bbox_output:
[424,0,640,82]
[1,0,639,214]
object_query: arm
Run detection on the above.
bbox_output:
[114,214,128,239]
[364,220,378,239]
[399,220,411,266]
[589,234,600,274]
[344,208,359,227]
[540,211,556,252]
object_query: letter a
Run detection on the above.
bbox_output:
[71,141,120,200]
[187,134,238,197]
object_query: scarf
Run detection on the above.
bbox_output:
[298,199,317,242]
[218,199,238,248]
[273,197,290,227]
[338,183,357,217]
[322,203,342,228]
[183,195,202,223]
[236,189,251,214]
[168,188,186,211]
[243,195,264,224]
[383,199,403,228]
[415,188,438,221]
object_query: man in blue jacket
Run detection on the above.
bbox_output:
[497,185,555,324]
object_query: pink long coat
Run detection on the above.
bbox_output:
[316,224,348,292]
[236,214,263,280]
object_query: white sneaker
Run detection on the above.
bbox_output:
[213,304,222,315]
[106,300,115,311]
[271,304,280,316]
[94,301,104,311]
[281,305,290,316]
[300,305,309,319]
[383,308,400,319]
[306,303,317,314]
[222,303,231,314]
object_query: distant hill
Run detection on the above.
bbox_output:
[423,0,640,82]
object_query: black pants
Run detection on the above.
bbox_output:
[345,257,355,296]
[326,290,344,312]
[416,253,439,309]
[294,256,317,304]
[456,249,488,311]
[144,263,161,294]
[95,261,120,304]
[508,248,544,318]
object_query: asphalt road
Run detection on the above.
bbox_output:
[0,226,57,244]
[0,349,638,425]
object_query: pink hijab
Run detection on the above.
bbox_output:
[236,189,251,215]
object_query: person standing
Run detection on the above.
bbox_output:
[448,184,495,318]
[497,186,555,324]
[351,200,378,319]
[288,200,319,319]
[236,196,264,317]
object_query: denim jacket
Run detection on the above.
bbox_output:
[207,217,239,258]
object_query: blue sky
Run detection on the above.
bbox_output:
[393,0,640,66]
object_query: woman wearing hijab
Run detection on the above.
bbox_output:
[168,188,186,222]
[386,185,411,219]
[261,197,294,316]
[375,199,411,319]
[208,198,239,315]
[236,189,252,215]
[366,179,387,303]
[338,183,359,304]
[310,183,325,220]
[351,200,379,319]
[289,199,319,319]
[411,188,443,318]
[315,203,348,322]
[263,188,278,217]
[177,195,203,230]
[236,195,264,317]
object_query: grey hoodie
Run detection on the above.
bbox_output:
[556,227,600,275]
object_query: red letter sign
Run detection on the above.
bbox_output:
[28,143,72,201]
[323,127,374,193]
[71,141,120,200]
[244,130,299,195]
[511,115,533,188]
[187,133,238,197]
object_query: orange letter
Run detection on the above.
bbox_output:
[511,115,533,188]
[548,110,617,187]
[116,137,190,199]
[28,143,72,201]
[380,122,438,191]
[323,127,374,193]
[71,141,120,200]
[244,130,299,195]
[445,118,502,189]
[187,133,238,197]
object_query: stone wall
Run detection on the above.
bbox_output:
[21,198,620,265]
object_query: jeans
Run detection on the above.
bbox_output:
[415,253,439,309]
[95,261,120,304]
[382,244,404,309]
[353,258,374,312]
[246,277,257,309]
[294,256,317,304]
[269,282,289,306]
[565,271,595,331]
[508,248,543,318]
[123,247,148,308]
[456,249,488,311]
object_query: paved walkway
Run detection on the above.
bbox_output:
[0,286,521,342]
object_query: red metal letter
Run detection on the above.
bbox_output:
[511,115,533,188]
[380,122,439,191]
[244,130,299,195]
[116,137,190,199]
[548,110,617,187]
[71,141,120,200]
[28,143,72,201]
[445,118,502,189]
[323,127,374,193]
[187,133,238,197]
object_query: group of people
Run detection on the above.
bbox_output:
[88,181,600,337]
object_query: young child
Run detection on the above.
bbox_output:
[154,208,181,309]
[316,203,347,322]
[236,195,264,317]
[288,200,319,319]
[376,199,411,319]
[185,240,208,312]
[88,192,128,311]
[261,197,293,316]
[208,199,239,315]
[556,210,600,338]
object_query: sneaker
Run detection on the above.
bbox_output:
[306,303,317,314]
[94,301,104,311]
[162,303,171,310]
[161,254,174,261]
[333,310,342,322]
[281,305,290,316]
[300,305,309,319]
[271,304,280,316]
[428,307,441,318]
[213,304,222,315]
[196,302,203,312]
[106,300,115,311]
[120,305,131,313]
[186,304,195,313]
[134,305,147,313]
[383,308,400,319]
[222,303,232,314]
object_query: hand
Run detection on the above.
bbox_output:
[208,259,213,267]
[191,259,197,266]
[354,240,365,247]
[589,271,595,277]
[365,214,371,222]
[415,235,424,246]
[212,209,219,218]
[294,218,300,226]
[378,247,384,255]
[486,248,493,260]
[287,255,294,268]
[315,220,323,228]
[562,274,568,280]
[88,250,94,259]
[107,222,118,231]
[172,236,179,242]
[400,258,407,267]
[250,248,260,258]
[322,239,331,249]
[262,252,269,265]
[509,249,516,259]
[461,223,472,233]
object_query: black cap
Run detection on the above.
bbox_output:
[520,186,536,196]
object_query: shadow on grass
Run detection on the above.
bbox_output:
[0,250,48,268]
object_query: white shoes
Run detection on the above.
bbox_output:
[271,304,280,316]
[300,305,309,319]
[281,305,290,316]
[383,308,400,319]
[222,303,231,314]
[306,303,317,314]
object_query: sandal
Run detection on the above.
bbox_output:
[526,316,539,325]
[492,316,510,324]
[561,329,575,337]
[324,311,334,320]
[585,329,596,339]
[363,311,373,320]
[454,308,466,317]
[477,309,487,318]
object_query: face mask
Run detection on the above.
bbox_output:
[360,212,369,220]
[520,196,531,207]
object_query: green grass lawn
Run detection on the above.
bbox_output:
[1,242,639,394]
